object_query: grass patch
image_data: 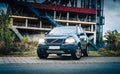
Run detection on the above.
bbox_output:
[88,51,101,56]
[88,50,120,57]
[0,50,37,57]
[0,41,38,56]
[1,48,120,57]
[1,50,120,57]
[10,51,37,57]
[98,50,120,56]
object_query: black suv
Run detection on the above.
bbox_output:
[37,26,89,60]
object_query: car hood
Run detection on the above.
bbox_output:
[45,34,74,39]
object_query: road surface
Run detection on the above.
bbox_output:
[0,63,120,74]
[0,56,120,74]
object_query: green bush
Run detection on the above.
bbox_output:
[21,36,28,43]
[104,30,120,51]
[98,50,120,56]
[0,41,37,55]
[0,10,14,54]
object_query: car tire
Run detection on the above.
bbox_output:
[83,46,89,57]
[37,49,49,59]
[71,46,82,60]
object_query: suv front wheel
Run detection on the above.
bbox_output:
[71,46,82,60]
[37,49,49,59]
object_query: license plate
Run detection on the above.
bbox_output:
[49,46,60,49]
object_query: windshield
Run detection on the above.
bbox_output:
[49,27,77,35]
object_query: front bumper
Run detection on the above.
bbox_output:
[37,44,78,54]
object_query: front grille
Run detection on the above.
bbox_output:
[46,39,64,44]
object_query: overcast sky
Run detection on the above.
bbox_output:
[0,2,7,13]
[104,0,120,35]
[0,0,120,35]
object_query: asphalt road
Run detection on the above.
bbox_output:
[0,56,120,74]
[0,63,120,74]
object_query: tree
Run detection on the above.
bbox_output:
[104,30,120,51]
[0,9,14,53]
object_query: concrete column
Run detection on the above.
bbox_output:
[67,12,69,20]
[10,18,13,26]
[79,24,81,27]
[40,21,42,28]
[66,23,69,26]
[25,19,28,27]
[94,33,96,44]
[54,11,56,19]
[77,14,79,21]
[59,12,61,19]
[94,24,97,44]
[89,0,91,8]
[91,24,93,32]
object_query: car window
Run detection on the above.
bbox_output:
[49,27,77,35]
[78,27,84,34]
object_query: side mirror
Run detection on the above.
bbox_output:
[80,33,84,35]
[45,32,48,35]
[78,33,84,36]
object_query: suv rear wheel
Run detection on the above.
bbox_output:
[83,46,89,57]
[71,46,82,60]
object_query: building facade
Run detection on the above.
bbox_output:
[0,0,104,45]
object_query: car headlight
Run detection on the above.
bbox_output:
[65,38,76,44]
[38,39,45,44]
